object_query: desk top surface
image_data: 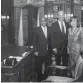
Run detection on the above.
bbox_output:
[1,45,28,61]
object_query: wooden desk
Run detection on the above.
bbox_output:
[1,45,28,61]
[1,45,37,82]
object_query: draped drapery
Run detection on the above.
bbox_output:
[18,9,23,46]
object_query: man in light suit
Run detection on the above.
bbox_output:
[51,11,69,76]
[33,17,52,81]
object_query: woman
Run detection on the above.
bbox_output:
[68,16,83,78]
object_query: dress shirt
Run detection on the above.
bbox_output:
[41,26,47,39]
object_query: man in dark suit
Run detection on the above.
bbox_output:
[33,17,52,81]
[51,11,69,75]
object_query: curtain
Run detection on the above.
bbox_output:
[18,9,23,46]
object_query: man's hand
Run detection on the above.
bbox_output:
[30,45,33,49]
[53,48,57,54]
[47,45,48,50]
[34,52,38,56]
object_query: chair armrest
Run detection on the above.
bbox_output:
[47,65,72,70]
[71,71,83,82]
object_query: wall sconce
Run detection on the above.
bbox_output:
[45,15,48,18]
[65,14,73,17]
[45,14,53,18]
[48,14,50,18]
[1,15,10,20]
[82,6,83,10]
[65,14,73,20]
[7,16,10,20]
[2,16,6,20]
[71,14,73,17]
[51,14,53,18]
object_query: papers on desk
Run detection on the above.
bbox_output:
[9,56,22,62]
[2,51,30,68]
[8,52,29,62]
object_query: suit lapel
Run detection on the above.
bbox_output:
[65,22,68,34]
[57,21,62,33]
[39,26,47,40]
[47,26,50,40]
[57,21,68,34]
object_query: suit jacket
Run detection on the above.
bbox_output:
[51,21,69,54]
[33,26,51,56]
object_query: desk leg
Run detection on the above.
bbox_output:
[21,67,25,82]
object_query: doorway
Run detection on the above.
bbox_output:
[24,6,38,46]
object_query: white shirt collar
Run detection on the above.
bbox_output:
[41,26,47,28]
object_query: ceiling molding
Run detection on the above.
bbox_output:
[14,0,45,7]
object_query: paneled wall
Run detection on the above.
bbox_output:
[66,0,71,14]
[1,0,15,44]
[73,0,81,22]
[74,4,81,21]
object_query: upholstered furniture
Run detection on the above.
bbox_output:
[44,56,83,82]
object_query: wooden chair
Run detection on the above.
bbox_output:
[43,56,83,82]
